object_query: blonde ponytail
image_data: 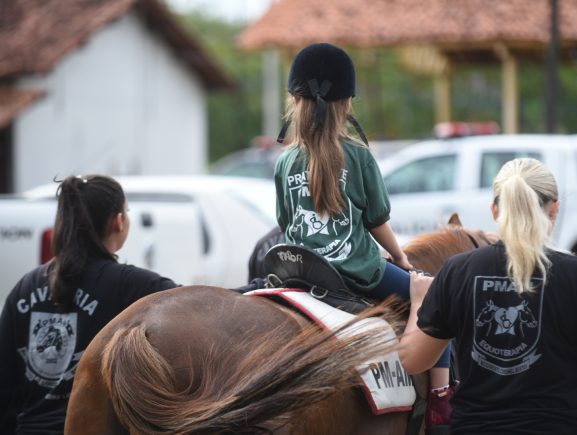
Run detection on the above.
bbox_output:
[492,158,558,293]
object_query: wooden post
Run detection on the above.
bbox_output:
[495,44,518,134]
[546,0,559,133]
[434,68,452,123]
[262,50,281,138]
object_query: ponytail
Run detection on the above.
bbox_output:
[48,175,125,310]
[287,96,360,217]
[492,158,558,293]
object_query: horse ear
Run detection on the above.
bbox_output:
[448,213,463,226]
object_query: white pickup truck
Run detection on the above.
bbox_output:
[0,175,277,307]
[378,134,577,253]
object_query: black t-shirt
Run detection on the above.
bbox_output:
[418,241,577,434]
[0,258,177,434]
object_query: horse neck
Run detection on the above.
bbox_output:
[404,228,481,275]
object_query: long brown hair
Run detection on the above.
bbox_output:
[286,96,362,217]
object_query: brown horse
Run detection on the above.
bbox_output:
[64,215,496,435]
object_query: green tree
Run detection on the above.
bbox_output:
[179,11,264,162]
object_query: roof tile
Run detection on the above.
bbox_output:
[0,0,234,89]
[239,0,577,50]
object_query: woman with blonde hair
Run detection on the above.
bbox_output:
[274,42,452,431]
[401,158,577,433]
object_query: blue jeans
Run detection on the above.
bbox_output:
[371,262,451,369]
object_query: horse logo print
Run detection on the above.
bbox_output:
[472,276,543,376]
[286,173,353,260]
[291,205,331,237]
[19,312,80,388]
[475,300,538,337]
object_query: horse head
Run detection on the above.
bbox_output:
[517,300,538,328]
[475,300,497,326]
[404,213,498,275]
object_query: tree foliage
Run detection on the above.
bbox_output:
[178,11,264,162]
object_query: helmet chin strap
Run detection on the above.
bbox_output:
[277,114,369,147]
[346,114,369,146]
[276,119,291,144]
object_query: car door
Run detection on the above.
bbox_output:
[118,193,204,286]
[383,152,459,243]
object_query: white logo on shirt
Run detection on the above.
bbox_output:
[286,172,353,260]
[475,299,538,336]
[18,312,81,389]
[472,276,543,376]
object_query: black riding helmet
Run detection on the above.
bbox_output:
[288,43,356,101]
[277,42,368,145]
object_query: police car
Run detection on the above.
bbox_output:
[378,127,577,253]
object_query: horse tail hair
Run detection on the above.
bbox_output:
[101,325,182,434]
[100,301,405,434]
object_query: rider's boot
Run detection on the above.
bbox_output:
[425,385,454,435]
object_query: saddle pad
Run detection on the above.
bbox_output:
[246,288,416,415]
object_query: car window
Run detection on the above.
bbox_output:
[217,161,275,178]
[480,151,542,188]
[384,154,456,195]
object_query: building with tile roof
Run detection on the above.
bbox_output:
[0,0,234,193]
[239,0,577,135]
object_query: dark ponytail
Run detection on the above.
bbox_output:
[48,175,126,310]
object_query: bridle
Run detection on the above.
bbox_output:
[465,230,494,249]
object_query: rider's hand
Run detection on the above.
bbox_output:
[409,271,433,304]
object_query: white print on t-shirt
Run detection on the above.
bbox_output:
[292,205,331,236]
[471,276,543,376]
[287,170,353,260]
[475,300,538,336]
[17,312,82,390]
[17,286,98,315]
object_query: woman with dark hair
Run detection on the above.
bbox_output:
[0,175,177,434]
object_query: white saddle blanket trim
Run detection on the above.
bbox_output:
[246,288,416,415]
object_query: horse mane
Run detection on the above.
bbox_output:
[100,300,405,434]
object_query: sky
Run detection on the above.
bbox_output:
[166,0,275,22]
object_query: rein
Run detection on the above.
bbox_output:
[464,230,493,249]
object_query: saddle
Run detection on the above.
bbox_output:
[260,244,431,434]
[263,244,376,314]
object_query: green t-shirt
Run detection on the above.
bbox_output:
[274,140,390,292]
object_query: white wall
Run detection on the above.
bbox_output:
[14,12,208,192]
